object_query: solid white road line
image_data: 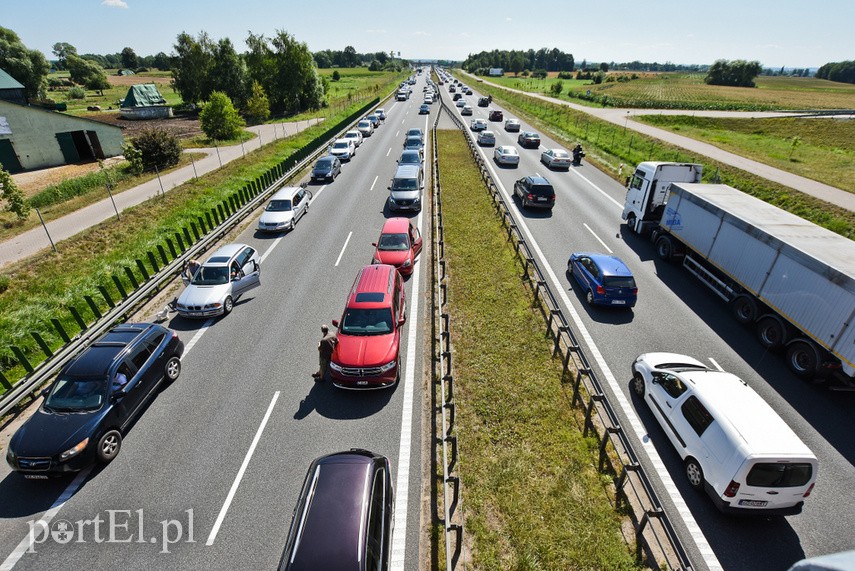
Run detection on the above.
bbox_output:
[370,175,379,191]
[390,207,424,570]
[0,468,92,570]
[473,137,724,571]
[584,223,613,253]
[205,391,280,546]
[335,232,353,267]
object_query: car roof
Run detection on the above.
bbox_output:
[206,243,249,264]
[347,265,395,309]
[400,150,421,158]
[64,323,158,377]
[526,175,551,185]
[380,217,411,234]
[270,186,302,200]
[316,156,336,164]
[394,164,421,177]
[575,253,634,277]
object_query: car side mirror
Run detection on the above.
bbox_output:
[331,320,339,328]
[387,186,391,190]
[40,387,51,398]
[372,242,378,247]
[182,276,190,285]
[398,317,407,326]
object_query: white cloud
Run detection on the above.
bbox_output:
[102,0,128,7]
[414,31,430,37]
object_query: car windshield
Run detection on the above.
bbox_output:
[191,265,229,285]
[400,153,420,164]
[603,276,637,289]
[340,308,394,335]
[392,178,419,191]
[378,233,409,251]
[266,199,292,212]
[45,376,107,412]
[314,161,332,171]
[405,138,422,149]
[358,121,370,128]
[407,130,422,137]
[333,142,349,149]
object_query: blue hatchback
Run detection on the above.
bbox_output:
[567,252,637,308]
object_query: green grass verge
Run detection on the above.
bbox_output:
[0,96,378,388]
[437,129,639,570]
[634,115,855,194]
[463,78,855,239]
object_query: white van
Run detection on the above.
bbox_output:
[632,352,817,515]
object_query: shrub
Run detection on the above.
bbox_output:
[0,166,30,221]
[66,86,85,100]
[557,71,574,79]
[244,81,270,125]
[532,69,548,79]
[200,91,245,140]
[550,80,564,96]
[123,143,144,175]
[332,70,341,81]
[129,128,181,172]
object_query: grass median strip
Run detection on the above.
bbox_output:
[437,129,639,569]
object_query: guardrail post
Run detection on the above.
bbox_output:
[174,233,186,253]
[229,195,237,213]
[206,211,215,229]
[192,221,202,240]
[573,368,590,406]
[615,462,640,508]
[31,332,53,358]
[165,238,177,259]
[51,319,70,343]
[124,267,139,289]
[111,275,128,300]
[157,245,169,265]
[147,251,160,273]
[598,426,621,471]
[217,203,226,221]
[183,227,193,245]
[0,371,12,391]
[136,259,151,281]
[97,286,115,309]
[84,295,103,318]
[10,346,34,374]
[584,393,605,436]
[68,306,87,331]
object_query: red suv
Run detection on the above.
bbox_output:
[372,218,423,276]
[330,265,406,389]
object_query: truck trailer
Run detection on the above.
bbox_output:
[622,162,855,384]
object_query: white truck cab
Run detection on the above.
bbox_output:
[622,162,702,234]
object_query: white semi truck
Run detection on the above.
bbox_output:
[622,162,855,384]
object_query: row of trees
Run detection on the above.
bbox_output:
[815,60,855,84]
[704,59,762,87]
[462,48,576,74]
[53,42,171,72]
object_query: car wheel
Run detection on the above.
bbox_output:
[290,219,296,231]
[632,373,645,397]
[567,260,573,275]
[685,458,704,490]
[164,356,181,381]
[223,296,234,316]
[586,290,595,306]
[97,430,122,463]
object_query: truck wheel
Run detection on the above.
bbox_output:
[685,458,704,491]
[626,213,637,233]
[731,295,758,325]
[786,340,820,380]
[757,315,787,351]
[655,236,673,261]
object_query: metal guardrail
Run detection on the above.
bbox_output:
[430,80,464,569]
[435,76,694,570]
[0,96,386,421]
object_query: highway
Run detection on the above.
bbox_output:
[444,76,855,570]
[0,75,434,570]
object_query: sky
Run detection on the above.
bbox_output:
[3,0,852,69]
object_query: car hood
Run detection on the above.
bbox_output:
[178,283,230,307]
[375,250,411,267]
[330,148,351,156]
[259,211,295,225]
[391,189,420,200]
[11,406,103,457]
[313,166,332,173]
[333,333,398,367]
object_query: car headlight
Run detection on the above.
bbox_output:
[401,260,412,268]
[204,303,222,310]
[379,360,397,373]
[372,257,381,264]
[330,362,343,372]
[59,438,89,462]
[6,447,16,467]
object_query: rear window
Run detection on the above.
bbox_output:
[530,185,554,196]
[746,463,813,488]
[603,276,636,289]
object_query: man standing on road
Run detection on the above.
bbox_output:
[313,324,338,381]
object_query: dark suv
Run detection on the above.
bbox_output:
[478,96,490,107]
[488,109,503,121]
[278,449,393,570]
[514,176,556,210]
[6,323,184,478]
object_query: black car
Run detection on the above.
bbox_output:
[514,175,555,209]
[6,323,184,478]
[478,96,489,107]
[311,156,342,182]
[278,449,393,571]
[518,131,541,148]
[452,93,463,101]
[488,109,504,122]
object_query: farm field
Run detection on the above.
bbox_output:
[635,114,855,193]
[486,72,855,111]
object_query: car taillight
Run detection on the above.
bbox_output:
[631,288,638,295]
[724,480,740,497]
[550,195,555,202]
[803,482,815,497]
[527,194,534,200]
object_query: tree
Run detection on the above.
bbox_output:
[313,51,331,68]
[816,60,855,84]
[121,47,138,69]
[66,54,109,88]
[342,45,358,67]
[244,81,270,124]
[0,26,49,100]
[209,38,248,106]
[172,31,215,105]
[550,80,563,96]
[331,70,341,81]
[129,128,182,171]
[52,42,77,70]
[200,91,245,140]
[85,73,111,95]
[368,59,382,71]
[704,59,762,87]
[152,52,171,70]
[0,166,30,222]
[599,62,609,73]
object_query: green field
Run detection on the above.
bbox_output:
[47,70,180,116]
[437,129,640,570]
[486,73,855,111]
[635,115,855,193]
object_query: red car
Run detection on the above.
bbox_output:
[330,265,406,389]
[372,217,423,276]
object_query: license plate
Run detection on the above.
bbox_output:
[357,381,368,386]
[611,300,626,305]
[537,197,547,202]
[738,499,768,507]
[24,474,49,480]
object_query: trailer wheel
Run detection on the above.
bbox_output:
[731,295,758,325]
[655,236,674,261]
[757,315,787,351]
[786,340,820,380]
